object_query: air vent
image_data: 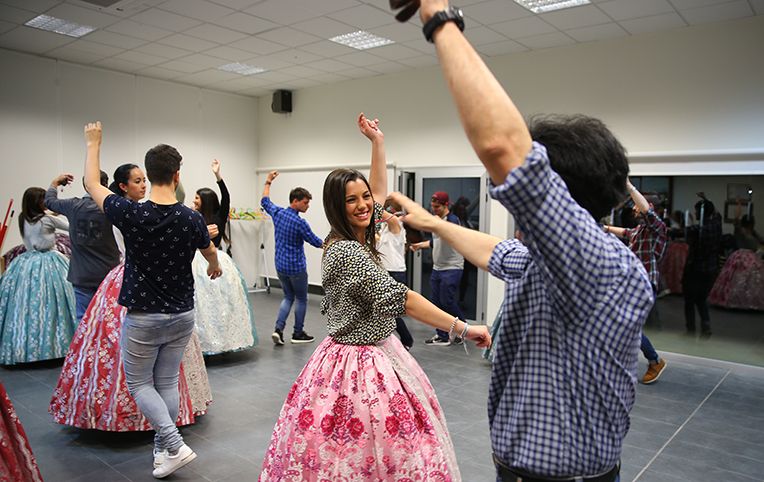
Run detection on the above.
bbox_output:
[71,0,160,15]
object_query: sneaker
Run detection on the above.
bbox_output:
[152,444,196,479]
[291,331,315,344]
[153,449,167,469]
[452,336,464,345]
[642,359,667,384]
[272,329,284,346]
[424,335,450,346]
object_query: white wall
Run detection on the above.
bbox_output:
[0,48,259,251]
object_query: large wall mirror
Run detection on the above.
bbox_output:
[610,174,763,367]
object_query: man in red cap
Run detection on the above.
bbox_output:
[410,191,465,345]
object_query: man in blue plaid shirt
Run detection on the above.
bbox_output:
[389,1,654,480]
[261,171,323,345]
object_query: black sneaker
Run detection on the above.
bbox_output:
[271,329,284,346]
[291,331,315,344]
[424,335,450,346]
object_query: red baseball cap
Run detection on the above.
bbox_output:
[431,191,449,205]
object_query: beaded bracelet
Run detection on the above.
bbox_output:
[447,317,459,341]
[459,322,470,355]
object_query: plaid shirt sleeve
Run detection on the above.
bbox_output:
[299,219,323,248]
[489,142,624,325]
[260,196,280,217]
[645,209,668,262]
[488,239,531,283]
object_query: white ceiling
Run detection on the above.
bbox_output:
[0,0,761,97]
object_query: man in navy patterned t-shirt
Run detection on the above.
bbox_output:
[83,121,221,479]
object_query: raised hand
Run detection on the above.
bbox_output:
[84,121,102,147]
[211,159,222,181]
[52,173,74,187]
[388,192,441,233]
[357,112,383,142]
[266,170,279,184]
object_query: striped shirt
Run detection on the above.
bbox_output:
[261,196,322,275]
[487,142,653,478]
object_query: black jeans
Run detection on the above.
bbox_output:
[388,271,414,348]
[682,269,716,333]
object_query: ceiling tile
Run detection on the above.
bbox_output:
[241,54,292,70]
[336,66,380,78]
[205,0,263,10]
[249,70,294,82]
[308,0,362,16]
[290,16,355,37]
[516,31,575,49]
[129,8,201,32]
[45,3,121,28]
[278,64,323,77]
[67,39,124,56]
[105,19,172,41]
[751,0,764,14]
[256,27,321,47]
[368,22,422,43]
[565,22,628,42]
[179,52,229,68]
[464,26,508,45]
[113,49,167,66]
[0,4,39,24]
[85,29,148,49]
[181,68,240,85]
[217,76,274,92]
[668,0,732,9]
[136,65,185,80]
[0,19,16,35]
[618,11,686,34]
[279,77,322,89]
[464,0,534,25]
[133,42,191,59]
[257,48,321,64]
[0,0,59,13]
[0,27,74,54]
[158,0,235,21]
[490,16,558,39]
[162,59,207,73]
[327,4,397,29]
[680,0,753,25]
[244,0,322,25]
[211,12,280,34]
[202,45,255,61]
[159,33,218,51]
[366,60,408,74]
[597,0,676,21]
[334,50,385,66]
[302,58,354,72]
[366,43,421,60]
[396,54,439,68]
[308,72,349,83]
[401,39,435,54]
[45,46,107,64]
[93,57,147,73]
[539,5,613,29]
[184,22,249,44]
[475,39,529,56]
[299,39,356,57]
[230,35,289,54]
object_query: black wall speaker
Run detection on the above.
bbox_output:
[271,90,292,113]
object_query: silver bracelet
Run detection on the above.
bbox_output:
[447,317,459,341]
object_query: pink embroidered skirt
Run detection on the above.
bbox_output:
[260,335,461,481]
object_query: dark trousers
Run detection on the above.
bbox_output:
[431,268,464,340]
[682,269,715,333]
[388,271,413,348]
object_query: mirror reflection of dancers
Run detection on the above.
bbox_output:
[191,159,258,354]
[81,121,222,479]
[0,187,76,364]
[260,114,490,481]
[50,163,213,442]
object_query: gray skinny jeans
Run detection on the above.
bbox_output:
[121,310,194,453]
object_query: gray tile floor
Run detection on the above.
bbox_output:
[2,291,764,481]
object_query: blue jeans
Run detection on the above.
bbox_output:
[276,271,308,334]
[73,286,97,322]
[640,333,659,363]
[388,271,413,348]
[431,269,464,340]
[121,310,194,453]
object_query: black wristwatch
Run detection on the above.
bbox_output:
[422,6,465,43]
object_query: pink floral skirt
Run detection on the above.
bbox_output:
[260,335,461,481]
[659,242,688,294]
[1,382,43,482]
[709,249,764,311]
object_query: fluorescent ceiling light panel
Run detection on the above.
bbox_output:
[218,62,266,75]
[329,31,394,50]
[25,14,97,38]
[513,0,590,13]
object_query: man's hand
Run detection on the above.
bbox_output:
[212,159,222,181]
[51,174,74,188]
[207,224,219,239]
[207,260,222,280]
[357,113,383,143]
[388,192,442,233]
[266,170,279,184]
[409,241,429,252]
[84,121,102,147]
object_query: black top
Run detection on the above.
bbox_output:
[103,194,210,313]
[44,187,120,288]
[210,179,230,248]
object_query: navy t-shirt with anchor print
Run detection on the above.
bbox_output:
[103,194,210,313]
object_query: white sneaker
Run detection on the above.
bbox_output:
[153,449,167,469]
[152,444,196,479]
